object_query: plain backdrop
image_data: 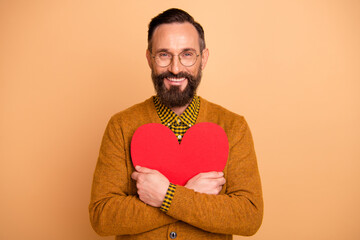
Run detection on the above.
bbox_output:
[1,0,359,239]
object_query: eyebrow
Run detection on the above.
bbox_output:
[154,48,197,54]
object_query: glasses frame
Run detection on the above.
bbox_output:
[151,50,200,67]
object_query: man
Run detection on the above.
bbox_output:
[89,8,263,240]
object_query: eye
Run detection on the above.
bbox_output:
[181,51,195,58]
[158,52,171,58]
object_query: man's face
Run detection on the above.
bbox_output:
[146,22,209,108]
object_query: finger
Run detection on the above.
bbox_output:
[131,171,139,180]
[218,177,226,186]
[136,166,156,174]
[199,171,224,179]
[211,177,225,186]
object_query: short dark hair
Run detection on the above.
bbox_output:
[147,8,206,53]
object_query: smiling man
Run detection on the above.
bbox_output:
[89,8,263,240]
[148,21,207,115]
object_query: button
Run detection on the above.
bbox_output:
[169,231,177,239]
[177,119,181,123]
[177,135,182,140]
[167,123,171,126]
[188,124,192,127]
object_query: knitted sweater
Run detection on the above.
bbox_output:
[89,97,263,240]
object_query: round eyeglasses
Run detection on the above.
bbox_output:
[152,50,200,67]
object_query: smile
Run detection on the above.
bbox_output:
[166,77,186,82]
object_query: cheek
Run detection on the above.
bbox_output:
[155,67,170,77]
[188,67,200,78]
[190,62,202,74]
[152,66,161,75]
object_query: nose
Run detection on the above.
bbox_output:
[168,55,182,75]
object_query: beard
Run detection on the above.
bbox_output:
[151,68,202,108]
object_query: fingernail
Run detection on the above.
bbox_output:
[219,172,224,176]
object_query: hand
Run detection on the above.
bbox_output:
[131,166,170,207]
[185,171,225,195]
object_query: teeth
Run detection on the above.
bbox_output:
[167,77,186,82]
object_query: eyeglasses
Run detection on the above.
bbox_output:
[152,50,200,67]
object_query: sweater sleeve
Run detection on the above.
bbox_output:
[89,116,177,236]
[165,118,263,236]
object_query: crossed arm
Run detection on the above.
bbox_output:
[131,166,226,207]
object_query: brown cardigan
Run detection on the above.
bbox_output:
[89,97,263,240]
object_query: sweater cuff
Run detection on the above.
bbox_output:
[160,183,176,213]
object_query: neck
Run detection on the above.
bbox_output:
[171,103,190,116]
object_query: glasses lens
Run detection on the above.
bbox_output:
[155,52,171,67]
[180,50,197,66]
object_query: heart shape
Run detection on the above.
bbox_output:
[131,122,229,186]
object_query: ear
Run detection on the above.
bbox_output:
[200,48,209,70]
[146,49,152,68]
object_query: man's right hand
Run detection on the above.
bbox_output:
[184,172,226,195]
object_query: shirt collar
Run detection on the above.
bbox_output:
[153,95,200,127]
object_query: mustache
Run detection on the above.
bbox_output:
[151,67,202,108]
[156,71,194,81]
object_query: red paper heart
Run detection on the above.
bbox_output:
[131,122,229,186]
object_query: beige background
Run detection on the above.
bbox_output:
[1,0,359,239]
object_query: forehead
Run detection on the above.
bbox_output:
[151,22,200,52]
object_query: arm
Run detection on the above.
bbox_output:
[89,117,177,236]
[165,119,263,236]
[131,119,263,236]
[131,167,226,207]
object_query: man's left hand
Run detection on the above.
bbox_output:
[131,166,169,207]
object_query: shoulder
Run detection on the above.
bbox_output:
[199,97,250,144]
[106,97,157,137]
[110,97,154,123]
[200,97,246,125]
